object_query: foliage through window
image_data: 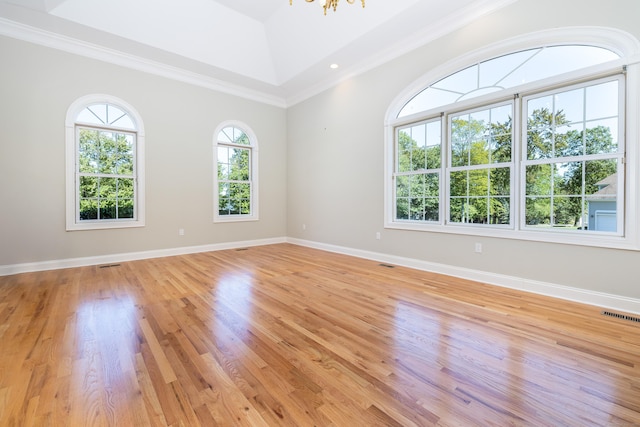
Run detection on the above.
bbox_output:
[214,123,258,221]
[65,96,145,231]
[386,42,633,247]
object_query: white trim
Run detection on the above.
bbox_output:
[0,237,286,276]
[213,120,260,223]
[65,94,145,231]
[0,17,287,108]
[286,238,640,316]
[2,236,638,315]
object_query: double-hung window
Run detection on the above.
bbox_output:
[213,122,258,222]
[386,32,639,249]
[65,95,145,231]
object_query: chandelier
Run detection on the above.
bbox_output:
[289,0,365,16]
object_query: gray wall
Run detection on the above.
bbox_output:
[0,36,287,265]
[286,0,640,300]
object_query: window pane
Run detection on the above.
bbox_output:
[490,167,510,196]
[525,164,552,196]
[586,80,618,121]
[433,64,478,95]
[450,118,472,167]
[80,176,97,198]
[396,175,409,198]
[76,104,135,130]
[230,148,250,181]
[468,169,488,197]
[554,87,584,124]
[585,118,618,155]
[397,129,412,173]
[99,200,116,219]
[79,199,98,220]
[118,199,134,219]
[490,105,512,164]
[468,198,488,224]
[218,147,230,180]
[424,197,439,222]
[489,197,510,225]
[117,178,134,199]
[396,198,409,220]
[527,101,554,160]
[526,197,551,227]
[99,178,117,199]
[449,198,464,223]
[410,124,426,171]
[98,131,118,174]
[219,126,249,145]
[79,129,100,174]
[426,121,442,169]
[116,134,135,175]
[410,197,425,221]
[450,171,467,197]
[555,123,584,157]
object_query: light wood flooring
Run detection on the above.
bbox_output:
[0,243,639,426]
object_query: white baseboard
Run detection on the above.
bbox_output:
[286,237,640,316]
[0,237,286,276]
[3,236,639,315]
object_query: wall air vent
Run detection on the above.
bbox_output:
[601,310,640,324]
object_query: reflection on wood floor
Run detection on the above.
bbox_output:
[0,243,639,426]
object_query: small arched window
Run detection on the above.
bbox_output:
[65,94,145,230]
[385,29,640,249]
[213,122,259,222]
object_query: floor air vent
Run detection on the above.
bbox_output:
[602,310,640,324]
[379,263,395,268]
[99,264,121,269]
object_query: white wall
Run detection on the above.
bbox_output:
[0,36,287,266]
[286,0,640,301]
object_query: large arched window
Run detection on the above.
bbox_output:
[385,28,640,249]
[65,94,145,230]
[213,122,259,222]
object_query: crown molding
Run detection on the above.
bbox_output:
[0,17,288,108]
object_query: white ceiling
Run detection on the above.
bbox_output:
[0,0,517,106]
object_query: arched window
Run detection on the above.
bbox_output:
[213,122,258,222]
[65,94,145,230]
[385,29,640,249]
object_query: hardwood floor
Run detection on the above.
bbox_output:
[0,243,639,426]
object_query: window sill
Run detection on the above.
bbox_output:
[66,219,145,231]
[384,220,639,250]
[214,215,259,223]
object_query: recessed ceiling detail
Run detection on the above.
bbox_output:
[0,0,518,105]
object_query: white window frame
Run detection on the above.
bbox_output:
[65,94,145,231]
[520,75,625,236]
[213,121,259,223]
[446,100,515,228]
[384,27,640,250]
